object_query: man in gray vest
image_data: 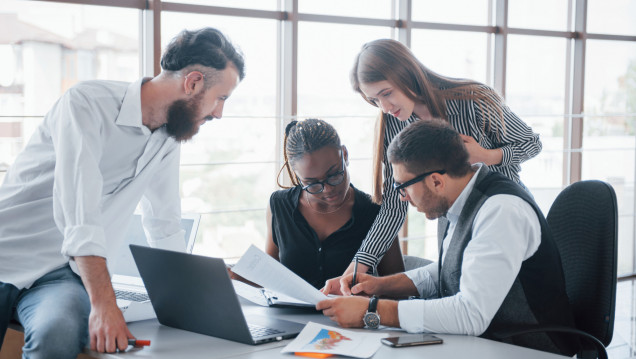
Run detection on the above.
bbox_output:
[317,119,578,355]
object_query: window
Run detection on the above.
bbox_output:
[412,0,489,26]
[0,0,139,182]
[162,12,278,259]
[508,0,568,31]
[2,0,636,276]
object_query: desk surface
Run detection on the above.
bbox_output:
[87,299,567,359]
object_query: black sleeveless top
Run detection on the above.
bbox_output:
[270,185,380,289]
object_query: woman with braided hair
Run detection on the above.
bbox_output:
[265,118,404,289]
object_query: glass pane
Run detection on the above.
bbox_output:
[166,0,277,11]
[587,0,636,36]
[327,117,376,195]
[521,115,566,214]
[506,35,567,115]
[192,210,267,261]
[298,0,392,19]
[581,115,635,275]
[506,34,567,208]
[508,0,568,31]
[162,13,277,117]
[412,0,489,26]
[180,117,277,165]
[297,22,391,117]
[406,207,439,261]
[585,40,636,115]
[180,163,276,213]
[411,30,489,85]
[0,0,140,116]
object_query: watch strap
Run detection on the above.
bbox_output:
[368,295,378,312]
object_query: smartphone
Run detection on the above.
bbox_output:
[381,334,443,348]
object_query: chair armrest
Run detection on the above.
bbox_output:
[492,326,607,359]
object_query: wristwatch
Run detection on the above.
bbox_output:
[363,295,381,329]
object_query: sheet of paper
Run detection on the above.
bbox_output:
[281,322,387,358]
[232,280,270,306]
[232,245,327,305]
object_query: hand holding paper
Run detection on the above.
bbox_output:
[232,245,328,305]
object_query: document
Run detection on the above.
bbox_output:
[282,322,387,358]
[232,280,315,308]
[232,245,328,305]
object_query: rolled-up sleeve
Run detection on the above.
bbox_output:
[50,88,107,258]
[476,88,542,167]
[396,195,541,335]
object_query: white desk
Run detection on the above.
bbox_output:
[87,300,568,359]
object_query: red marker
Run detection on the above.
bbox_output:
[128,339,151,347]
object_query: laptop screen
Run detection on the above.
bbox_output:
[109,213,200,278]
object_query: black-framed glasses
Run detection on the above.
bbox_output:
[297,150,346,194]
[393,170,446,197]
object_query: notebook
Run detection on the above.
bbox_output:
[112,213,200,322]
[130,245,305,345]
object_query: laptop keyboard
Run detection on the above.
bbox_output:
[248,323,284,338]
[114,289,149,302]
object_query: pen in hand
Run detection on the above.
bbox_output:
[351,257,359,290]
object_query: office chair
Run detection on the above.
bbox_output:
[495,180,618,359]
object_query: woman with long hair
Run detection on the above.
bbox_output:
[323,39,541,294]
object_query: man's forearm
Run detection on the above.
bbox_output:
[74,256,116,308]
[378,273,420,298]
[377,300,400,328]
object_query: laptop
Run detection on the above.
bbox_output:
[129,245,305,345]
[112,214,200,322]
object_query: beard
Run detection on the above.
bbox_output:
[418,185,450,220]
[165,93,204,142]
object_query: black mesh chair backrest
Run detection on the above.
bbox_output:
[546,180,618,347]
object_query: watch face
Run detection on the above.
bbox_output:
[363,312,380,329]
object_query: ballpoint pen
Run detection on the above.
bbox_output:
[351,257,359,288]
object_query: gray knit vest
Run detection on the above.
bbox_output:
[436,167,578,356]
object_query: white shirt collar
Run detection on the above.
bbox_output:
[445,163,485,224]
[115,77,151,135]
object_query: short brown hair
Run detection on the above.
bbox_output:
[387,119,471,178]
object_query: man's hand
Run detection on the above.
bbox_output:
[321,261,371,295]
[316,296,369,328]
[74,256,135,353]
[88,303,134,352]
[346,273,383,297]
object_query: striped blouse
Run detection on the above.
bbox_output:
[355,85,543,268]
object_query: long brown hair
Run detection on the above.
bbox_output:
[351,39,505,203]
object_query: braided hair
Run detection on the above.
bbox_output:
[277,119,341,188]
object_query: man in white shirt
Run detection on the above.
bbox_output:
[318,119,578,356]
[0,27,244,357]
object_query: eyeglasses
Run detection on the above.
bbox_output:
[297,150,346,194]
[393,170,446,197]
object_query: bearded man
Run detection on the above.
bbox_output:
[0,27,244,357]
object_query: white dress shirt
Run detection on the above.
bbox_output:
[0,79,185,290]
[397,164,541,335]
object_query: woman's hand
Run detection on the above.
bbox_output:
[459,134,502,166]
